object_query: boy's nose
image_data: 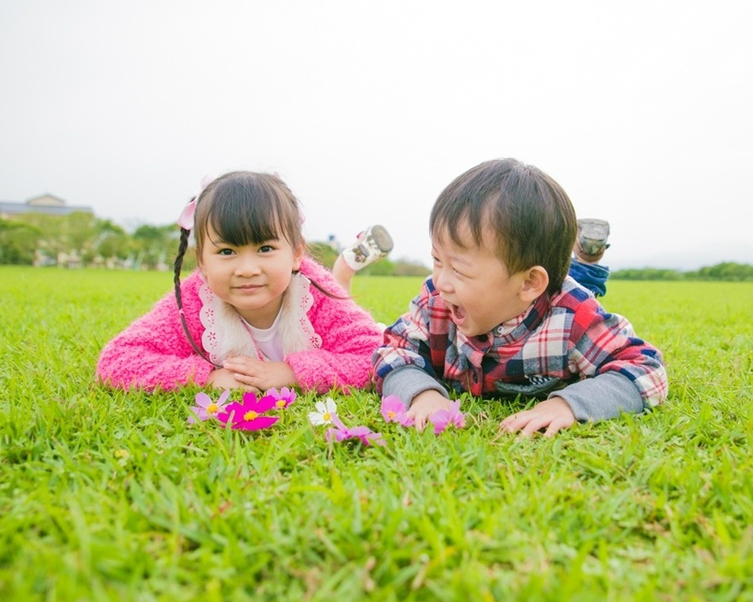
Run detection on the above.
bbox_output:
[434,269,452,292]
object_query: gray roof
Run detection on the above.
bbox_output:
[0,201,93,216]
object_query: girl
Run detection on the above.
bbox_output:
[97,171,392,393]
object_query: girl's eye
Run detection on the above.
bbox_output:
[218,248,235,256]
[259,245,275,253]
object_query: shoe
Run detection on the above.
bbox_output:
[341,225,394,270]
[574,219,610,263]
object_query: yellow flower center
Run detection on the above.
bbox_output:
[207,403,218,414]
[244,411,259,421]
[323,412,331,421]
[276,400,286,408]
[387,410,396,418]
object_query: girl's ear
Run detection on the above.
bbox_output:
[292,243,305,271]
[520,265,549,302]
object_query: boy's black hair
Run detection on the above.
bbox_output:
[430,158,577,295]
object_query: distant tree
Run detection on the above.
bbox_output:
[0,218,42,264]
[132,224,178,269]
[392,259,431,277]
[308,242,339,269]
[691,262,753,281]
[14,211,97,260]
[611,263,753,282]
[611,268,683,281]
[95,219,133,262]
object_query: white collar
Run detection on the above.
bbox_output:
[198,271,322,365]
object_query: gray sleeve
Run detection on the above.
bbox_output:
[382,365,450,407]
[552,371,645,422]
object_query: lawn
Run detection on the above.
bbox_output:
[1,266,752,601]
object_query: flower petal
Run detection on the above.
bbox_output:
[194,392,212,409]
[236,415,279,431]
[241,390,258,406]
[217,402,244,424]
[254,394,278,413]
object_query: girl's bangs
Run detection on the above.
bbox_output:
[208,188,287,246]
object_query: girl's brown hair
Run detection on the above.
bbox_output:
[172,172,341,367]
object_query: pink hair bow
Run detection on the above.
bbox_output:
[177,175,214,230]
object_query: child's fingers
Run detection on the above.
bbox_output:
[230,372,263,392]
[499,411,530,432]
[543,418,571,437]
[520,414,553,436]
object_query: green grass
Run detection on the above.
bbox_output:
[1,267,753,601]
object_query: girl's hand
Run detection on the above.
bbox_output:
[223,356,297,392]
[206,368,261,394]
[499,397,576,437]
[406,390,452,431]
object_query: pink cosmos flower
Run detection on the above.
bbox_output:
[429,401,466,434]
[217,391,280,431]
[326,414,385,447]
[188,390,231,424]
[380,395,414,427]
[268,387,297,410]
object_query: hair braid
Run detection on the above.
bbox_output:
[173,224,221,368]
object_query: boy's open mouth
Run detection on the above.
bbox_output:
[448,303,467,326]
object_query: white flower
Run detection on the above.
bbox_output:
[308,397,338,426]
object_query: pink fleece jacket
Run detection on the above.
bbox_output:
[96,257,384,392]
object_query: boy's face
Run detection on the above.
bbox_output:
[431,223,532,337]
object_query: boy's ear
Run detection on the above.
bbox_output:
[520,265,549,302]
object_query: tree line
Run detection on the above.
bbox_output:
[0,212,430,276]
[612,263,753,282]
[3,211,749,280]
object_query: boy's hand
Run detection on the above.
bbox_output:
[407,390,451,431]
[222,356,296,393]
[499,397,576,437]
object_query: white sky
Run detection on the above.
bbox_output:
[1,0,751,270]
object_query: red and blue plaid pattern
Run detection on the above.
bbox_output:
[373,276,668,407]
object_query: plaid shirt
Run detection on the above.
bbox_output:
[373,276,668,407]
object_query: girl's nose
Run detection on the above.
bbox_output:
[235,255,260,276]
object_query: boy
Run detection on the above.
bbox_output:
[372,159,667,436]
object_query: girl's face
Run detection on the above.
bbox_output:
[199,225,304,328]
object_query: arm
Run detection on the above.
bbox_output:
[372,278,450,403]
[96,273,215,391]
[283,260,385,393]
[501,301,668,435]
[561,301,668,418]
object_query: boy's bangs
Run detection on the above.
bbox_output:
[208,191,285,246]
[431,197,491,250]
